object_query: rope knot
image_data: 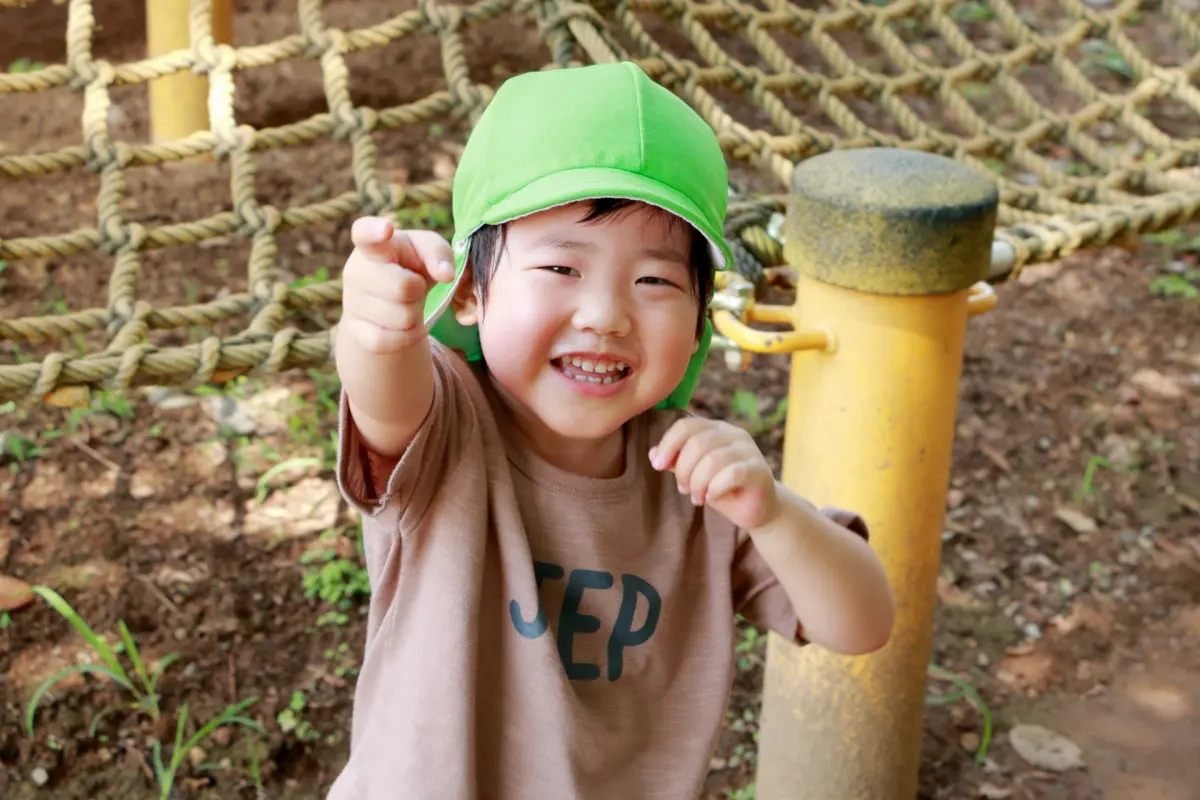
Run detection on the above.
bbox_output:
[537,2,606,38]
[194,38,238,75]
[67,54,99,90]
[236,202,282,238]
[214,123,253,159]
[99,221,146,256]
[420,0,461,32]
[333,106,377,140]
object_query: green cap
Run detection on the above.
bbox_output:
[423,61,732,409]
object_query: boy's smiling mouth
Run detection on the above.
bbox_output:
[551,354,632,386]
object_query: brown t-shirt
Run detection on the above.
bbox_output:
[327,340,867,800]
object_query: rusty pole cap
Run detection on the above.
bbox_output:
[784,147,1000,295]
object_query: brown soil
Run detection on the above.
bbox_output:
[2,2,1199,799]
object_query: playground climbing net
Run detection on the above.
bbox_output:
[0,0,1198,403]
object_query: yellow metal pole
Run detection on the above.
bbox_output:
[146,0,233,142]
[755,148,999,799]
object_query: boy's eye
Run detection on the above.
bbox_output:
[638,276,683,289]
[541,266,578,277]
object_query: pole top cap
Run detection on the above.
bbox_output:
[785,148,999,295]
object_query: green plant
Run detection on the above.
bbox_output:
[8,57,46,73]
[950,1,996,23]
[1076,455,1117,502]
[277,690,321,742]
[255,456,325,503]
[149,698,263,800]
[734,622,766,671]
[24,587,264,799]
[25,586,176,734]
[301,551,371,609]
[1149,272,1200,300]
[926,665,993,764]
[725,783,756,800]
[730,388,788,437]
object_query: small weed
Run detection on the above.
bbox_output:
[8,57,46,73]
[1143,228,1200,255]
[1076,454,1118,503]
[149,698,263,800]
[1079,39,1135,80]
[950,1,996,23]
[301,549,371,610]
[927,665,992,764]
[735,622,766,672]
[730,388,788,437]
[394,202,452,238]
[277,690,321,742]
[24,585,174,733]
[1,611,11,631]
[25,587,264,799]
[255,456,325,503]
[290,266,332,290]
[316,610,349,627]
[1149,272,1200,300]
[324,642,360,678]
[725,783,756,800]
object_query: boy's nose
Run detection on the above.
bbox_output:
[571,291,632,337]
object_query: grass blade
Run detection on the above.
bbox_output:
[26,663,135,736]
[255,457,323,503]
[929,665,993,763]
[32,586,127,680]
[181,697,263,752]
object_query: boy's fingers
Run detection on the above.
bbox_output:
[651,417,713,471]
[705,462,750,504]
[684,445,739,500]
[672,427,729,488]
[350,217,397,263]
[350,291,424,331]
[399,230,457,283]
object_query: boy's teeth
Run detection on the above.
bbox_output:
[556,356,629,385]
[564,356,628,374]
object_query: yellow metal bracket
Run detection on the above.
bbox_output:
[966,280,998,316]
[709,273,834,369]
[709,274,996,369]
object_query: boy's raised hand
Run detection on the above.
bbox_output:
[650,418,781,531]
[340,216,457,355]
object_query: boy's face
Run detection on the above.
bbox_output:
[462,201,702,446]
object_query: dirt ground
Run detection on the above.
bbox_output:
[2,1,1199,799]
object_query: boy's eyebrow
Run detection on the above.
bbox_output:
[531,234,689,266]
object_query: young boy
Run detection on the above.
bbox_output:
[329,62,894,799]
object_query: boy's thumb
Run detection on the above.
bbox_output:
[432,257,457,283]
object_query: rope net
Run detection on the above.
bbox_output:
[1,0,1198,403]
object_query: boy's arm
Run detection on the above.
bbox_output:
[652,417,894,656]
[336,217,457,458]
[744,485,894,655]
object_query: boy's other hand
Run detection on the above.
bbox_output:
[649,418,781,531]
[341,217,457,355]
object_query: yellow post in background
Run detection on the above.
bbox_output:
[146,0,233,142]
[755,148,999,799]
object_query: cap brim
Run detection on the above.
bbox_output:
[424,167,731,343]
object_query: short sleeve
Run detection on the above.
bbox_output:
[730,507,870,644]
[334,340,479,533]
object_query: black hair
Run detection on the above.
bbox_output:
[466,198,715,338]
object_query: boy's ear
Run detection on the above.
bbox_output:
[451,263,479,326]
